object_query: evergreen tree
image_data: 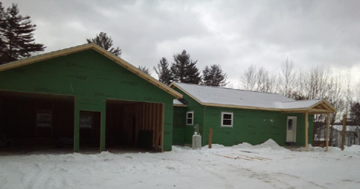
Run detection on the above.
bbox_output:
[138,65,151,75]
[170,50,201,84]
[86,32,121,57]
[154,57,172,85]
[0,3,45,65]
[202,64,228,86]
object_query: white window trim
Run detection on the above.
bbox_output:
[221,112,233,127]
[186,111,194,126]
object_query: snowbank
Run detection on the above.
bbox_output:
[345,145,360,153]
[198,139,289,152]
[232,139,289,151]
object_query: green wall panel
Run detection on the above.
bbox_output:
[0,50,175,151]
[173,88,204,145]
[173,86,314,147]
[173,106,186,145]
[203,106,314,146]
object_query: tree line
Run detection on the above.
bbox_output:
[153,50,227,86]
[239,60,359,124]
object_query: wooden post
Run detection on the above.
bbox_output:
[325,113,330,152]
[341,114,346,151]
[208,128,213,149]
[305,112,309,151]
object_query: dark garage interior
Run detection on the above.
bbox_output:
[0,91,74,153]
[106,100,163,152]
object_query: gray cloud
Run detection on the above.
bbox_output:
[3,0,360,85]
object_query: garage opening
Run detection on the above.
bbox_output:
[0,91,74,153]
[106,100,163,152]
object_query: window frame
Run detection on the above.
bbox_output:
[221,112,233,127]
[186,111,194,126]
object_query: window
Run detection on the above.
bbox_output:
[80,113,93,128]
[186,111,194,125]
[37,113,52,127]
[221,112,233,127]
[287,119,293,130]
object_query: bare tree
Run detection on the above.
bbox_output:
[326,74,345,124]
[240,65,257,90]
[307,66,330,100]
[255,67,277,93]
[280,59,296,97]
[344,71,353,115]
[239,66,277,93]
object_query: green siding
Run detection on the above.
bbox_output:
[0,49,174,151]
[173,87,314,147]
[173,106,186,145]
[203,106,313,146]
[173,88,204,145]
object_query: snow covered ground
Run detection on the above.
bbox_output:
[1,140,360,189]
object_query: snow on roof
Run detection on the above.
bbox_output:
[173,99,185,105]
[173,82,321,110]
[277,99,322,109]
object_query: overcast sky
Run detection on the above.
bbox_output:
[3,0,360,86]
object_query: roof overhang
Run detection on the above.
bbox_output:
[0,44,183,99]
[170,82,336,113]
[282,100,336,114]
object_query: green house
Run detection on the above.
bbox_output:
[171,82,336,150]
[0,44,182,152]
[0,44,336,153]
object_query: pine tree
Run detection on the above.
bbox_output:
[0,3,45,65]
[154,57,172,85]
[202,64,228,86]
[138,65,151,75]
[86,32,121,57]
[170,50,201,84]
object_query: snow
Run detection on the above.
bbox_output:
[1,140,360,189]
[173,99,184,105]
[173,82,322,109]
[332,125,360,132]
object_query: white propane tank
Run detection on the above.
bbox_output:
[192,134,202,149]
[192,124,202,149]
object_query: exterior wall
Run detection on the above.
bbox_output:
[173,106,186,145]
[0,50,174,151]
[172,86,314,147]
[173,88,204,145]
[202,106,314,146]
